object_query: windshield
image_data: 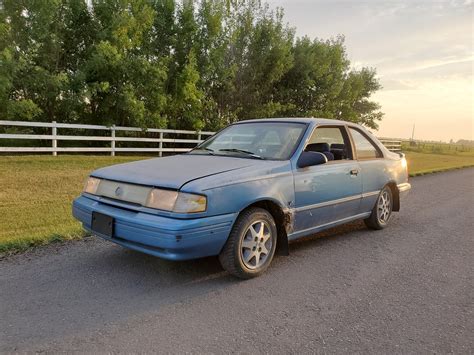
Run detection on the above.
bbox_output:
[191,122,307,160]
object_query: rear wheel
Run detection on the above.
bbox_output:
[219,207,277,279]
[365,186,393,230]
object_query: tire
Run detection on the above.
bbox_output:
[219,207,278,279]
[364,185,393,230]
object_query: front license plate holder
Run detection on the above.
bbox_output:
[91,212,114,238]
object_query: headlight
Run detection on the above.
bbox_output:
[146,189,207,213]
[173,192,207,213]
[146,189,178,211]
[83,177,101,195]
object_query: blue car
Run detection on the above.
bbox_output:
[73,118,411,278]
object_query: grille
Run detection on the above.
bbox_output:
[95,180,151,206]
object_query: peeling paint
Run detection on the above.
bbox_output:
[282,207,294,235]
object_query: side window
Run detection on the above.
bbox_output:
[349,128,381,159]
[308,127,345,146]
[304,126,351,161]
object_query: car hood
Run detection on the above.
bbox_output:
[91,154,272,190]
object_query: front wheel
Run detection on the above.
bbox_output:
[364,186,393,230]
[219,207,277,279]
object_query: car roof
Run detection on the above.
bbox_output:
[234,117,358,126]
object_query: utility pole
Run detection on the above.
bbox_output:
[411,123,415,141]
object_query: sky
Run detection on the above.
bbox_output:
[267,0,473,142]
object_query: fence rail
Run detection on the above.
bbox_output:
[0,120,403,155]
[0,120,214,156]
[378,138,402,152]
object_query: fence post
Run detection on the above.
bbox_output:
[159,132,163,157]
[52,121,57,156]
[197,131,202,142]
[111,125,116,156]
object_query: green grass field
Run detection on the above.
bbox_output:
[1,151,473,253]
[405,151,474,176]
[0,155,148,253]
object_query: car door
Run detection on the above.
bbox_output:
[292,125,362,236]
[347,127,387,213]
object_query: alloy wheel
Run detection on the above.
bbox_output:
[240,220,273,270]
[377,189,392,224]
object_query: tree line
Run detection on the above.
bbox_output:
[0,0,383,132]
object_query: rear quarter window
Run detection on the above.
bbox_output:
[349,128,382,159]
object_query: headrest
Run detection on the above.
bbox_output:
[331,143,345,150]
[306,142,330,152]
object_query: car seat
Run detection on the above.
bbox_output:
[330,143,346,160]
[305,143,334,161]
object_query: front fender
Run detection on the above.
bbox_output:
[202,172,295,216]
[181,161,295,217]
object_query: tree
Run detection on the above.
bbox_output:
[169,49,205,130]
[0,0,384,131]
[0,0,67,121]
[335,67,383,129]
[82,0,168,127]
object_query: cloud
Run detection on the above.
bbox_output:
[379,79,418,91]
[267,0,473,140]
[271,0,472,70]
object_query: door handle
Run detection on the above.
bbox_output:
[350,169,359,176]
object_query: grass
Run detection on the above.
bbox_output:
[1,151,473,254]
[0,155,148,254]
[405,151,474,176]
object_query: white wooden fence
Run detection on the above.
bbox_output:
[0,120,402,155]
[0,120,214,156]
[378,138,402,152]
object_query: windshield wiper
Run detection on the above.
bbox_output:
[218,148,265,160]
[190,147,215,155]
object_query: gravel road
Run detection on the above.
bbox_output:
[1,168,473,353]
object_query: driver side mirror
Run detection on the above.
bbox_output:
[297,151,328,168]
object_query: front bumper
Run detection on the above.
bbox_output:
[72,195,237,260]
